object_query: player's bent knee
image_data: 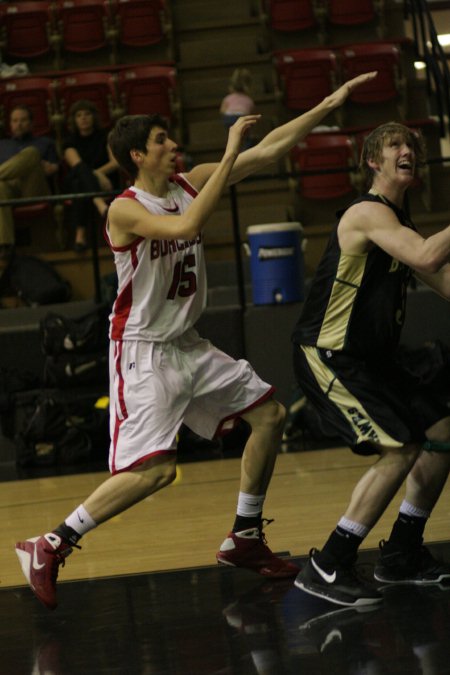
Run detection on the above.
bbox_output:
[162,465,177,486]
[380,443,421,466]
[426,416,450,447]
[273,400,287,429]
[245,398,286,433]
[152,464,177,489]
[133,456,177,493]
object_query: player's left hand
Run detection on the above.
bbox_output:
[225,114,261,156]
[328,71,378,108]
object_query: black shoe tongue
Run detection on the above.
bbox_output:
[315,549,338,571]
[316,549,356,570]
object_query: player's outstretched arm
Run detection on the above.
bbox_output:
[110,115,261,243]
[322,71,378,109]
[227,71,378,185]
[177,114,260,237]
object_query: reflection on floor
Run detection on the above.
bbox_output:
[2,544,450,675]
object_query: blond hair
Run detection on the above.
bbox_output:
[229,68,253,95]
[359,121,426,188]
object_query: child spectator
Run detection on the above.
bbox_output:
[220,68,255,150]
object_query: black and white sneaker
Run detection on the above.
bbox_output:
[374,539,450,585]
[294,549,383,607]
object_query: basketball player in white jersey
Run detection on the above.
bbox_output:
[15,71,376,610]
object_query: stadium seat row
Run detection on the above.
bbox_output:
[273,40,408,113]
[0,63,179,140]
[0,0,170,66]
[264,0,383,34]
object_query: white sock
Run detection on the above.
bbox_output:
[237,492,266,517]
[65,504,97,537]
[400,499,430,519]
[338,516,369,539]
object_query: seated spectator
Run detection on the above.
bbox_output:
[0,105,60,258]
[220,68,255,150]
[62,99,119,253]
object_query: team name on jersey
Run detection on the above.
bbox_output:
[150,233,202,260]
[347,406,379,442]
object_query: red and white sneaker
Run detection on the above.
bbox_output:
[216,521,299,579]
[15,533,75,610]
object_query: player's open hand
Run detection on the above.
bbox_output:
[225,114,261,156]
[327,71,378,108]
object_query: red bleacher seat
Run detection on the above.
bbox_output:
[0,77,57,136]
[290,132,358,200]
[116,64,177,120]
[112,0,167,48]
[339,42,402,104]
[0,1,58,60]
[56,0,111,54]
[267,0,318,32]
[326,0,378,26]
[273,48,338,111]
[13,203,53,225]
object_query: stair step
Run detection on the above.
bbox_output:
[173,0,259,27]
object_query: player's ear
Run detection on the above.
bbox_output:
[367,157,380,172]
[130,149,143,167]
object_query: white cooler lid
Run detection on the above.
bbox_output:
[247,222,302,234]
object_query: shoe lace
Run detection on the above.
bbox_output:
[259,518,274,545]
[63,541,81,561]
[44,541,81,568]
[379,539,439,568]
[53,543,81,585]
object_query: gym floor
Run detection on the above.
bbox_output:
[2,445,450,674]
[3,544,450,674]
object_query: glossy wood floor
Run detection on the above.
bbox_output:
[2,447,450,674]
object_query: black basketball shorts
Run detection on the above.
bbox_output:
[293,344,448,456]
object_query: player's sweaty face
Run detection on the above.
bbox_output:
[145,127,177,174]
[378,134,415,183]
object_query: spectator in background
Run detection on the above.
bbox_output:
[220,68,256,150]
[0,105,59,258]
[63,99,119,253]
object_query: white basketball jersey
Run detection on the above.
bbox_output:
[105,174,207,342]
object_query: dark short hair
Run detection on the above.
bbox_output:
[108,114,169,179]
[67,99,101,133]
[360,121,426,188]
[10,104,33,121]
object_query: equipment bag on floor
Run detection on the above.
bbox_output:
[14,390,92,466]
[39,305,109,356]
[43,351,109,388]
[7,255,71,306]
[13,388,109,467]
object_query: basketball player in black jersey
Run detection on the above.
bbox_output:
[292,122,450,607]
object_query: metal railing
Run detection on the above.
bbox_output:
[405,0,450,136]
[1,148,449,308]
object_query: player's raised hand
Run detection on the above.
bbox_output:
[326,71,378,109]
[225,114,261,156]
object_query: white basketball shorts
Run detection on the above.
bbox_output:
[109,328,274,473]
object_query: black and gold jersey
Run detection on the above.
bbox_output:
[292,193,414,362]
